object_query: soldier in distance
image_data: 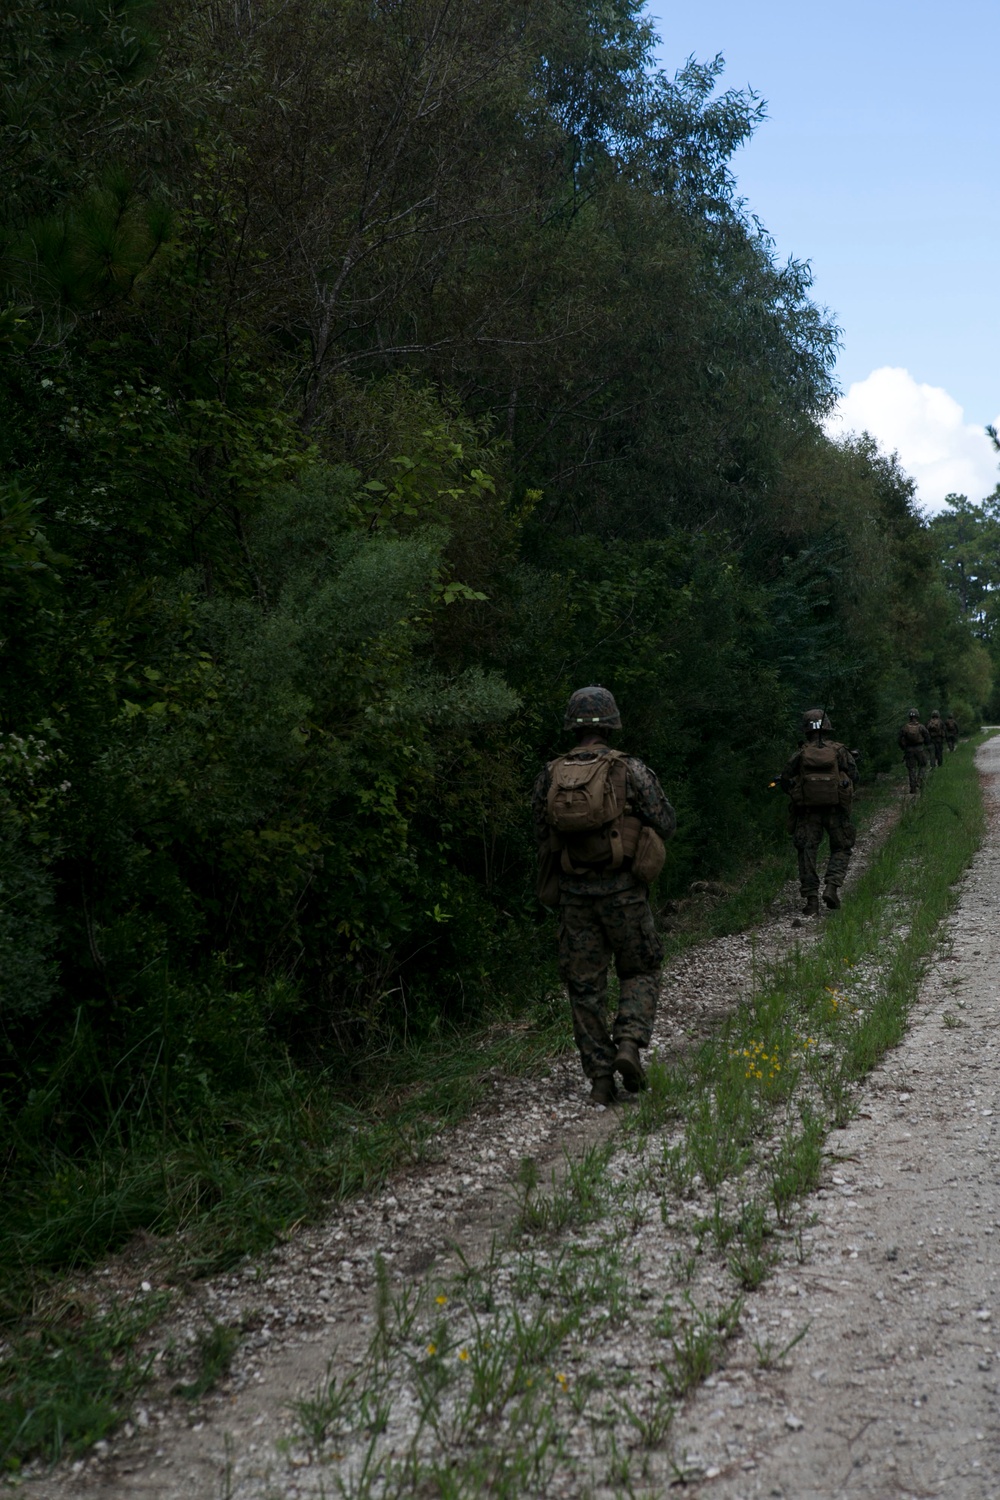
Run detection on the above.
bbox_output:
[898,709,931,794]
[532,687,675,1107]
[927,709,945,768]
[779,709,858,917]
[944,712,959,752]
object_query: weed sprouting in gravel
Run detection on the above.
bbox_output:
[750,1320,811,1370]
[666,1295,743,1395]
[292,1363,358,1446]
[173,1319,242,1401]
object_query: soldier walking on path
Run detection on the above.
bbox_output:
[945,713,959,752]
[899,708,931,793]
[780,708,858,917]
[927,709,945,767]
[532,686,675,1106]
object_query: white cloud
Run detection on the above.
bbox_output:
[826,366,1000,514]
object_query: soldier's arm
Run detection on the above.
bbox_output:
[837,745,859,784]
[627,760,676,841]
[922,727,931,746]
[531,766,551,849]
[778,750,802,793]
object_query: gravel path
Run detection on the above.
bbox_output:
[677,735,1000,1499]
[18,772,959,1500]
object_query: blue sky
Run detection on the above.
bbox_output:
[647,0,1000,509]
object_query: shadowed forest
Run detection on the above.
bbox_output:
[0,0,994,1313]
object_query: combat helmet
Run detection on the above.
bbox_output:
[563,685,622,731]
[801,706,833,735]
[908,708,920,720]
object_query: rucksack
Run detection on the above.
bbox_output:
[544,749,666,882]
[902,721,924,746]
[796,741,842,807]
[546,750,630,873]
[546,749,626,834]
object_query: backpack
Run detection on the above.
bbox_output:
[546,749,626,835]
[902,721,924,746]
[796,741,842,807]
[545,750,637,874]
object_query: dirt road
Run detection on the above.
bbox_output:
[679,735,1000,1498]
[21,747,1000,1499]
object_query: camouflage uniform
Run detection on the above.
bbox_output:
[532,749,675,1082]
[780,742,858,897]
[945,716,959,751]
[898,719,931,792]
[927,713,945,767]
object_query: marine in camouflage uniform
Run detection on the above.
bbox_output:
[898,710,931,793]
[779,709,858,916]
[927,710,945,767]
[532,686,675,1105]
[945,714,959,752]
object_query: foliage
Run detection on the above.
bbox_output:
[930,489,1000,718]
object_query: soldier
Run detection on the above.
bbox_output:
[532,686,675,1106]
[898,708,931,793]
[944,712,959,752]
[927,709,945,767]
[780,709,858,916]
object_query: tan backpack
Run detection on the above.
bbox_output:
[796,741,843,807]
[546,749,626,836]
[902,721,924,746]
[545,750,665,882]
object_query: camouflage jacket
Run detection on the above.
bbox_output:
[779,740,858,798]
[927,717,945,741]
[945,717,959,736]
[532,745,676,896]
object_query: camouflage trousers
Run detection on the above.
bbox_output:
[557,887,663,1080]
[929,738,944,767]
[903,747,929,792]
[791,807,856,895]
[946,736,957,752]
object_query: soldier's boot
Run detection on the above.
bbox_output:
[588,1074,618,1107]
[614,1038,648,1093]
[823,883,841,910]
[802,892,820,917]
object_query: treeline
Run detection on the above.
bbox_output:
[0,0,989,1165]
[930,476,1000,718]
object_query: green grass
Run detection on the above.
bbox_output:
[0,1294,168,1471]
